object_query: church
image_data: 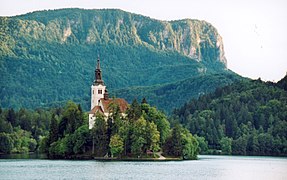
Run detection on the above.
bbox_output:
[88,56,129,129]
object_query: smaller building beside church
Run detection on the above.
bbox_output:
[88,56,128,129]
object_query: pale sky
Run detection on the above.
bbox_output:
[1,0,287,81]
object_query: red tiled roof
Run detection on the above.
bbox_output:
[89,105,104,115]
[101,98,129,113]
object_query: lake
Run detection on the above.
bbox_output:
[0,155,286,180]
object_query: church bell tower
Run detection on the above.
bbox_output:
[91,56,106,110]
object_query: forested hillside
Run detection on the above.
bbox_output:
[0,8,239,112]
[114,73,240,113]
[172,76,287,156]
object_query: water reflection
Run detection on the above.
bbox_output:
[0,153,47,159]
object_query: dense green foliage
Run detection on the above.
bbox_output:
[45,99,198,159]
[172,76,287,156]
[0,99,197,159]
[87,99,197,159]
[109,134,124,157]
[114,73,240,113]
[47,101,89,158]
[0,107,53,153]
[0,99,198,160]
[0,101,91,157]
[163,124,198,159]
[0,8,237,113]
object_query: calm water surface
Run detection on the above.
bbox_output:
[0,155,286,180]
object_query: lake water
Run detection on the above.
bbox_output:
[0,155,286,180]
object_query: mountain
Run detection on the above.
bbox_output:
[172,75,287,156]
[0,8,240,112]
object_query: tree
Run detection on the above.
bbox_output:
[131,116,147,156]
[246,132,259,155]
[171,124,183,157]
[0,116,13,133]
[109,134,124,157]
[220,137,232,155]
[72,125,90,154]
[48,114,58,147]
[194,135,208,154]
[92,113,108,156]
[18,108,33,132]
[107,101,123,155]
[163,124,182,157]
[0,133,13,153]
[58,117,68,138]
[144,105,170,146]
[146,121,160,152]
[181,128,199,160]
[108,100,121,125]
[258,133,274,155]
[106,117,113,154]
[6,108,17,127]
[232,136,247,155]
[117,118,131,155]
[76,104,84,128]
[127,99,142,121]
[38,136,49,153]
[163,124,198,159]
[49,135,72,158]
[121,121,133,155]
[29,138,37,152]
[141,98,148,104]
[9,128,37,153]
[131,137,146,156]
[61,101,84,135]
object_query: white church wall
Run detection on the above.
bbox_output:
[91,84,106,110]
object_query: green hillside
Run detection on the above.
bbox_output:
[113,73,240,113]
[172,76,287,156]
[1,8,238,112]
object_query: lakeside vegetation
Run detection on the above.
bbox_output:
[0,100,198,160]
[172,77,287,156]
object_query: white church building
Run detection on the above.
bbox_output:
[88,56,128,129]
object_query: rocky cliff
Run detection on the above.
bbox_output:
[1,8,226,66]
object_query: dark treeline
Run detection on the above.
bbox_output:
[0,107,53,153]
[172,77,287,156]
[0,101,87,155]
[0,100,198,160]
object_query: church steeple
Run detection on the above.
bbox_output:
[94,55,104,85]
[91,55,106,110]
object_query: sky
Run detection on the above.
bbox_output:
[1,0,286,81]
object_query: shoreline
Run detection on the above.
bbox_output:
[93,157,182,161]
[1,153,285,160]
[0,153,183,161]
